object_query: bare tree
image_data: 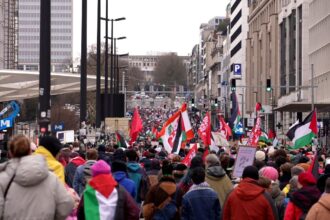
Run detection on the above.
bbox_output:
[153,53,187,86]
[51,103,79,131]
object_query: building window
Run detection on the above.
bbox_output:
[230,25,242,43]
[230,10,242,29]
[230,41,242,57]
[231,0,241,14]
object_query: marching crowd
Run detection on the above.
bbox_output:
[0,133,330,220]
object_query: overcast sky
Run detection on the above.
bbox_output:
[72,0,229,59]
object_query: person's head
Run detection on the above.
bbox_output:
[39,135,63,158]
[150,159,161,170]
[298,172,316,188]
[280,162,293,176]
[126,149,139,162]
[113,148,126,162]
[289,176,299,192]
[242,165,259,180]
[325,177,330,194]
[91,160,111,177]
[111,160,127,173]
[8,135,31,158]
[255,150,266,161]
[259,166,279,181]
[291,165,305,177]
[205,154,220,168]
[97,144,106,152]
[86,148,98,160]
[191,167,205,185]
[162,163,174,176]
[84,160,96,183]
[190,156,204,169]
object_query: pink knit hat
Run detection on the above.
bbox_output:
[259,166,279,181]
[91,160,111,177]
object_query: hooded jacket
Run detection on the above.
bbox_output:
[127,162,149,202]
[143,176,183,220]
[284,185,321,220]
[306,194,330,220]
[0,155,74,220]
[205,165,233,207]
[222,178,278,220]
[113,171,136,198]
[34,146,65,183]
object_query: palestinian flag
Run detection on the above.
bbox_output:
[258,131,272,145]
[116,132,128,148]
[180,103,195,141]
[287,110,318,149]
[84,174,118,220]
[158,111,183,154]
[229,92,244,135]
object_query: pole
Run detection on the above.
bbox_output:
[311,64,315,111]
[114,39,117,93]
[110,20,114,116]
[241,93,245,132]
[96,0,101,127]
[104,0,109,118]
[123,71,126,114]
[80,0,87,124]
[39,0,51,135]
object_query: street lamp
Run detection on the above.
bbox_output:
[99,14,126,117]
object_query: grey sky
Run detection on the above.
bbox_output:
[72,0,229,59]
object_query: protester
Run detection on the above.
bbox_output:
[259,166,279,182]
[172,163,187,183]
[34,135,65,183]
[181,167,221,220]
[205,154,233,207]
[65,152,86,187]
[178,156,204,194]
[73,148,98,196]
[0,135,74,220]
[77,160,140,220]
[279,163,294,190]
[222,165,278,220]
[306,177,330,220]
[317,164,330,193]
[97,144,111,164]
[284,172,321,220]
[143,163,183,220]
[146,159,161,186]
[126,149,150,203]
[112,160,137,198]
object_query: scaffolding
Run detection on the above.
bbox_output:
[3,0,18,69]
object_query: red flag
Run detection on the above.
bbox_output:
[310,109,318,135]
[308,150,319,180]
[268,129,276,140]
[182,144,198,167]
[219,115,232,140]
[247,115,261,147]
[129,107,143,145]
[198,112,211,146]
[255,102,262,112]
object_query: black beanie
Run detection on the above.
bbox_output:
[242,165,259,180]
[39,136,63,157]
[111,160,127,173]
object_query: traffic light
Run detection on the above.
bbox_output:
[214,99,218,107]
[266,79,272,92]
[231,79,236,91]
[191,98,195,107]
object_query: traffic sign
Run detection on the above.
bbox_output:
[233,64,242,76]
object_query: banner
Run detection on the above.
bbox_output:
[182,143,198,167]
[232,146,257,178]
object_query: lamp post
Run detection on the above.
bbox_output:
[80,0,87,124]
[96,0,101,127]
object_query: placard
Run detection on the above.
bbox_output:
[232,146,257,178]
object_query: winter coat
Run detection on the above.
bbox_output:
[34,146,65,183]
[0,155,74,220]
[222,178,278,220]
[271,182,286,220]
[77,174,140,220]
[306,194,330,220]
[65,156,85,187]
[113,171,137,198]
[181,182,221,220]
[205,165,233,207]
[143,176,183,220]
[127,162,149,202]
[284,185,321,220]
[72,160,96,196]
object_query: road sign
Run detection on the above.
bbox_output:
[233,64,242,76]
[53,123,64,132]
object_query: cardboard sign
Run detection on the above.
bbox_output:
[232,146,257,178]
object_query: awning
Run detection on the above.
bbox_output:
[274,102,330,112]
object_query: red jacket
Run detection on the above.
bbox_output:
[222,178,278,220]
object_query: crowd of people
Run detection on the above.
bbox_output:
[0,132,330,220]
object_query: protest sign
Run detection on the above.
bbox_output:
[232,146,257,178]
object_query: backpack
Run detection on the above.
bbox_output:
[152,189,179,220]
